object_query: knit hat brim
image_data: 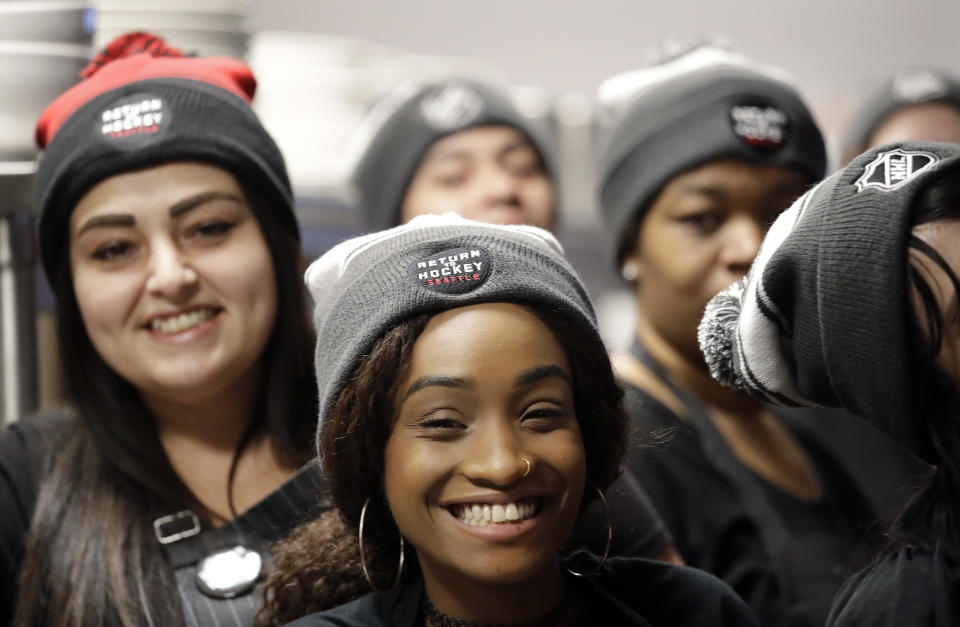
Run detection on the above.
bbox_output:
[699,141,960,460]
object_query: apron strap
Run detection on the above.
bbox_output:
[629,338,794,585]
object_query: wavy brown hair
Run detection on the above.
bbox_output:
[257,304,627,626]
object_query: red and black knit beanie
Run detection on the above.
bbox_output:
[35,32,295,284]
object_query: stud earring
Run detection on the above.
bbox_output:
[621,261,638,282]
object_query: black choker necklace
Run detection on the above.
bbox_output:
[422,585,573,627]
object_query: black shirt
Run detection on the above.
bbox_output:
[0,412,326,626]
[284,556,760,627]
[827,545,960,626]
[623,383,923,627]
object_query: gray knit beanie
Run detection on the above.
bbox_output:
[305,213,601,451]
[350,79,556,231]
[841,67,960,164]
[699,141,960,461]
[595,47,827,266]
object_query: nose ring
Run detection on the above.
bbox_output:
[520,457,533,478]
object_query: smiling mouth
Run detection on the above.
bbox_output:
[148,307,220,334]
[448,498,541,526]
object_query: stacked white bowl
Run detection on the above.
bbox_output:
[0,0,93,161]
[248,31,505,205]
[92,0,250,60]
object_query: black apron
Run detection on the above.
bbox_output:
[630,339,853,627]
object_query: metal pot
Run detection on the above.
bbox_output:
[0,1,92,162]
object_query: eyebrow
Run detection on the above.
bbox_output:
[421,139,533,166]
[169,191,244,218]
[74,191,244,237]
[75,214,136,236]
[514,364,570,387]
[402,375,472,401]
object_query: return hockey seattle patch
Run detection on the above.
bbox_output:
[412,246,492,294]
[97,92,170,148]
[855,148,940,192]
[730,101,789,150]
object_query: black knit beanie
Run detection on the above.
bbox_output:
[595,47,827,266]
[35,32,295,284]
[305,213,600,449]
[841,67,960,164]
[351,79,556,231]
[699,141,960,461]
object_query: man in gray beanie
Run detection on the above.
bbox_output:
[593,45,921,627]
[348,78,556,232]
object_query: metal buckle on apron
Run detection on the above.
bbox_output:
[153,509,201,545]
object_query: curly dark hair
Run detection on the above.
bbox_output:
[256,303,627,625]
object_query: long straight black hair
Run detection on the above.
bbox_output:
[14,180,317,627]
[887,167,960,559]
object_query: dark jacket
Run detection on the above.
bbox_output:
[284,556,760,627]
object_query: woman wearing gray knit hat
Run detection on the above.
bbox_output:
[595,45,923,627]
[349,78,556,232]
[255,214,757,627]
[349,77,679,567]
[700,140,960,626]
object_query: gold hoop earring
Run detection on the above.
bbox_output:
[564,485,611,578]
[520,457,534,478]
[358,496,405,594]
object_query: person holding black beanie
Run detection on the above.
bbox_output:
[594,45,924,627]
[700,140,960,627]
[0,33,322,626]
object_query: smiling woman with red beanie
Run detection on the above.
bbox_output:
[0,33,320,627]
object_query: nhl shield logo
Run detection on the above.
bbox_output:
[855,149,940,192]
[420,83,483,130]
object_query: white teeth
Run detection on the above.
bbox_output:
[150,308,216,334]
[453,499,538,526]
[505,503,519,521]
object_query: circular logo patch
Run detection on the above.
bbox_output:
[97,92,171,150]
[729,100,790,151]
[411,246,492,294]
[419,83,483,130]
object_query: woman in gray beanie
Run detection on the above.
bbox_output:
[595,45,923,627]
[350,77,679,566]
[700,140,960,626]
[349,78,556,232]
[255,214,757,627]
